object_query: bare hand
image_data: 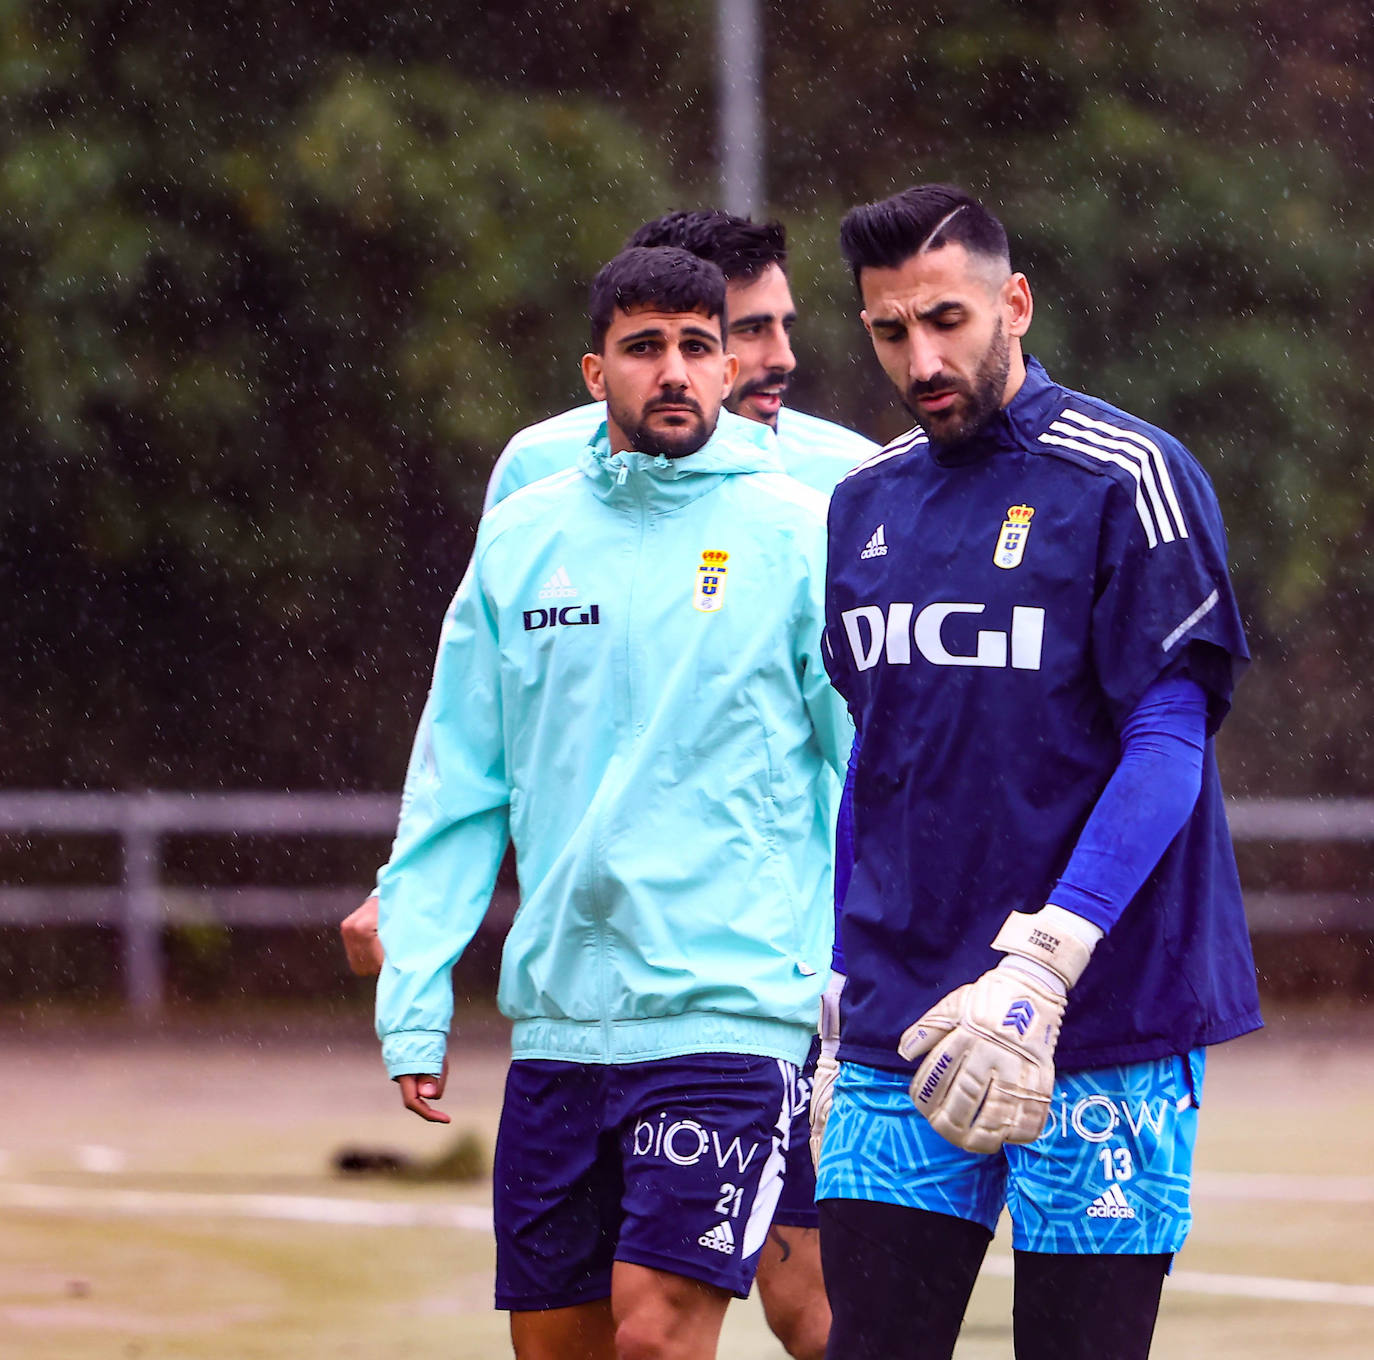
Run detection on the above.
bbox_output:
[397,1058,451,1123]
[340,896,384,976]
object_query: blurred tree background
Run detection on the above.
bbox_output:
[2,0,1371,796]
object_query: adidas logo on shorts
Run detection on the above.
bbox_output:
[697,1220,736,1254]
[861,524,888,559]
[1085,1183,1137,1220]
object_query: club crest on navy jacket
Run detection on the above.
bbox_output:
[823,357,1261,1073]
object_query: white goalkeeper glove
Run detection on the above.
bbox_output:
[808,972,845,1171]
[896,905,1101,1155]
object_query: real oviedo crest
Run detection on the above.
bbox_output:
[693,550,730,612]
[993,505,1035,570]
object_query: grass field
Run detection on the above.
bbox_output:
[1,1005,1371,1358]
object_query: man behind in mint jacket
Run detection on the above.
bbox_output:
[374,246,851,1360]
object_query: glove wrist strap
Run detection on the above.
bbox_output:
[998,954,1068,998]
[992,904,1096,989]
[819,972,845,1043]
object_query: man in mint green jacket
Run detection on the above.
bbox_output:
[347,210,870,1360]
[349,209,872,1360]
[375,246,850,1360]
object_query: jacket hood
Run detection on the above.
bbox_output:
[579,409,785,508]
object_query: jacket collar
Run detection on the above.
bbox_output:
[579,409,785,510]
[927,354,1062,466]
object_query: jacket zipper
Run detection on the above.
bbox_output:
[589,463,650,1061]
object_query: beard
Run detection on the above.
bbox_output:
[608,388,713,459]
[902,321,1011,447]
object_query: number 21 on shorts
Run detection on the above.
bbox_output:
[715,1182,745,1217]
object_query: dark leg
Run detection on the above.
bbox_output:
[1013,1251,1170,1360]
[819,1199,991,1360]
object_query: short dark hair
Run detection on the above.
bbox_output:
[839,184,1010,289]
[588,246,727,351]
[626,210,787,283]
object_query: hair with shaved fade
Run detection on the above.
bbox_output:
[626,210,787,283]
[839,185,1010,290]
[588,246,727,351]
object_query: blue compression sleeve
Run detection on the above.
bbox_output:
[1049,676,1207,933]
[832,732,860,974]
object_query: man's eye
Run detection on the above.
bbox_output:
[732,324,763,337]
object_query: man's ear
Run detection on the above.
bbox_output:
[1004,274,1033,339]
[860,308,873,337]
[721,352,739,398]
[582,352,606,400]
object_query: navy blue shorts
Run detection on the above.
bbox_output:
[493,1054,795,1310]
[772,1035,820,1229]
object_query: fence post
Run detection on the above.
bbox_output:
[121,802,163,1019]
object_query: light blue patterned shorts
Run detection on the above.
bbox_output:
[815,1051,1205,1255]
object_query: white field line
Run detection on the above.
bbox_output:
[5,1181,1373,1309]
[977,1256,1374,1308]
[1166,1270,1374,1308]
[0,1182,493,1231]
[1194,1171,1374,1203]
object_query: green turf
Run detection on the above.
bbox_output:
[1,1020,1371,1358]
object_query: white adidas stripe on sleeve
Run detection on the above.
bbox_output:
[1040,408,1189,549]
[841,429,927,483]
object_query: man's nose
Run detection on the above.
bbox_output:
[908,332,944,384]
[659,347,690,387]
[764,324,797,375]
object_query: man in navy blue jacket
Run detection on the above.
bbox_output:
[812,184,1261,1360]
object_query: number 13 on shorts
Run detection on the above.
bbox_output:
[1098,1147,1135,1181]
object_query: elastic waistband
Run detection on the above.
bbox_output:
[511,1012,811,1067]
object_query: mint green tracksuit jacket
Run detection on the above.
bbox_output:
[376,415,853,1078]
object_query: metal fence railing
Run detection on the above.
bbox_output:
[0,793,398,1017]
[0,792,1370,1017]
